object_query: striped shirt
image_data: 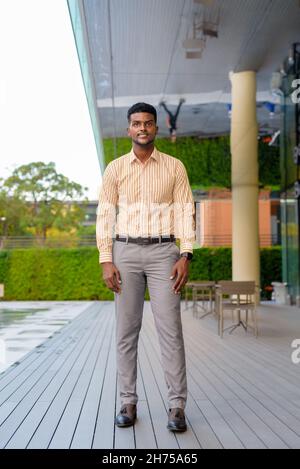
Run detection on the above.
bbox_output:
[96,147,195,263]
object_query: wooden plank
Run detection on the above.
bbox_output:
[0,300,300,449]
[195,302,300,382]
[48,313,114,448]
[185,397,223,449]
[68,316,114,449]
[185,340,300,442]
[143,307,242,449]
[195,399,244,449]
[0,308,92,394]
[186,361,266,449]
[114,384,135,449]
[26,308,109,449]
[0,308,102,448]
[0,305,100,405]
[0,303,96,386]
[140,314,201,449]
[91,325,117,449]
[144,305,290,449]
[134,363,157,451]
[185,325,299,448]
[134,400,157,449]
[183,307,300,407]
[191,375,266,448]
[137,331,179,449]
[187,324,300,427]
[213,323,300,388]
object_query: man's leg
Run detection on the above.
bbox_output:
[174,98,185,120]
[159,100,172,119]
[144,242,187,410]
[113,241,146,406]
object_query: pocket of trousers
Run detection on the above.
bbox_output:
[169,242,180,259]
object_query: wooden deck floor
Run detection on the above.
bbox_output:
[0,300,300,449]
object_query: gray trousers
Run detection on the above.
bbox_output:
[112,239,187,410]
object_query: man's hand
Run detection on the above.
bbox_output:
[170,257,190,294]
[102,262,122,294]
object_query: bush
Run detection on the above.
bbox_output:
[0,247,282,301]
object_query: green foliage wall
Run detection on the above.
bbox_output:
[103,136,280,189]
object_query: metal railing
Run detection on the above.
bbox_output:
[197,234,280,247]
[0,236,97,249]
[0,234,281,249]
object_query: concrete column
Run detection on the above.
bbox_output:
[230,71,260,300]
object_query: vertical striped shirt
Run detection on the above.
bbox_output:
[96,147,195,263]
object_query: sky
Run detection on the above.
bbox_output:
[0,0,101,201]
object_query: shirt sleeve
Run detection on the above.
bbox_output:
[173,160,196,254]
[96,162,118,263]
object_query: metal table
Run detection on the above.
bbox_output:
[183,281,216,319]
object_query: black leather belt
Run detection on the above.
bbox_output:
[115,234,176,245]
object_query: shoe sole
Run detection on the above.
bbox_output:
[167,425,187,432]
[115,417,137,428]
[115,422,135,428]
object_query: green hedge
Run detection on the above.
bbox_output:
[0,248,112,301]
[0,247,281,301]
[103,136,280,189]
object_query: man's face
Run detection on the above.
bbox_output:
[127,112,158,146]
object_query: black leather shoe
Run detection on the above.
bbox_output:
[115,404,137,427]
[167,407,187,432]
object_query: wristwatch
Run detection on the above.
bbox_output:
[180,252,193,261]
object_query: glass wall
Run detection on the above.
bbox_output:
[67,0,106,173]
[280,44,300,305]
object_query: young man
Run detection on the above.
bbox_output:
[96,102,195,432]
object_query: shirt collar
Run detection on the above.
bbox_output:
[129,147,160,164]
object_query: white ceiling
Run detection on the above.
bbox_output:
[82,0,300,137]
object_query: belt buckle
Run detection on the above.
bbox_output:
[136,236,144,245]
[137,237,149,245]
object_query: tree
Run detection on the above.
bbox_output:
[0,185,29,237]
[3,162,88,240]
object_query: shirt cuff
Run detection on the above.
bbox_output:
[179,241,194,255]
[99,252,113,264]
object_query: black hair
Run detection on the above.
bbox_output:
[127,102,157,124]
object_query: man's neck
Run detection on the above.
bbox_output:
[132,143,155,164]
